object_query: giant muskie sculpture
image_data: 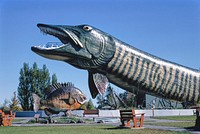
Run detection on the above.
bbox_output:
[32,24,200,106]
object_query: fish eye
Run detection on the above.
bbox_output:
[83,25,92,31]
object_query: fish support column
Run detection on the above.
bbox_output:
[195,107,200,130]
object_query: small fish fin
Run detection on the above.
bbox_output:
[32,93,41,112]
[88,71,108,98]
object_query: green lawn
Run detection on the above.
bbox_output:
[0,125,189,134]
[146,116,196,128]
[145,122,195,128]
[1,116,196,134]
[12,119,26,123]
[151,116,196,121]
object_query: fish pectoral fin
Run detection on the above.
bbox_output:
[88,71,108,98]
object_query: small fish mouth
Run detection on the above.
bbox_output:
[32,23,83,51]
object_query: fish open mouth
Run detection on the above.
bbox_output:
[32,24,83,50]
[31,23,92,61]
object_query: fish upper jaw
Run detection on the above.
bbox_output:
[37,23,83,48]
[31,24,92,61]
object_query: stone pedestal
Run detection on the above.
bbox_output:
[195,108,200,131]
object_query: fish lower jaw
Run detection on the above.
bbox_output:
[38,53,71,61]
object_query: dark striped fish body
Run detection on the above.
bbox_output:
[33,83,87,116]
[104,41,200,104]
[32,23,200,106]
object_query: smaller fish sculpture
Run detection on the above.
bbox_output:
[33,82,87,116]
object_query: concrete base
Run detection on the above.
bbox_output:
[195,117,200,131]
[195,108,200,131]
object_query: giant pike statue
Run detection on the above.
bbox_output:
[32,24,200,129]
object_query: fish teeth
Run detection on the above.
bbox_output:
[34,42,64,50]
[42,27,66,37]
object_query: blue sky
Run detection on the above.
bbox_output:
[0,0,200,105]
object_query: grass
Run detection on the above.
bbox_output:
[1,116,196,134]
[151,116,196,121]
[145,122,195,128]
[53,116,82,123]
[0,125,190,134]
[12,119,26,123]
[146,116,196,128]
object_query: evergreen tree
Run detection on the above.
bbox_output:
[96,94,104,109]
[2,99,10,111]
[96,84,122,109]
[18,63,31,110]
[104,84,118,109]
[30,63,40,98]
[10,92,22,111]
[0,103,2,109]
[86,99,95,110]
[38,65,51,98]
[51,73,57,84]
[17,62,57,111]
[119,91,136,108]
[79,103,87,110]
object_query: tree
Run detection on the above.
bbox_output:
[2,99,10,111]
[17,62,57,111]
[86,99,95,110]
[79,103,87,110]
[10,92,22,111]
[96,93,104,109]
[51,73,57,84]
[96,84,117,109]
[95,84,137,109]
[96,84,125,109]
[119,91,136,108]
[38,65,51,98]
[104,84,119,109]
[18,63,31,110]
[0,103,2,109]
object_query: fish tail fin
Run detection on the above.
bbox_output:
[32,93,41,112]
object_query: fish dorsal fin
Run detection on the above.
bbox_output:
[61,82,74,87]
[52,83,62,89]
[44,85,56,97]
[88,71,108,98]
[45,83,75,96]
[44,83,62,97]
